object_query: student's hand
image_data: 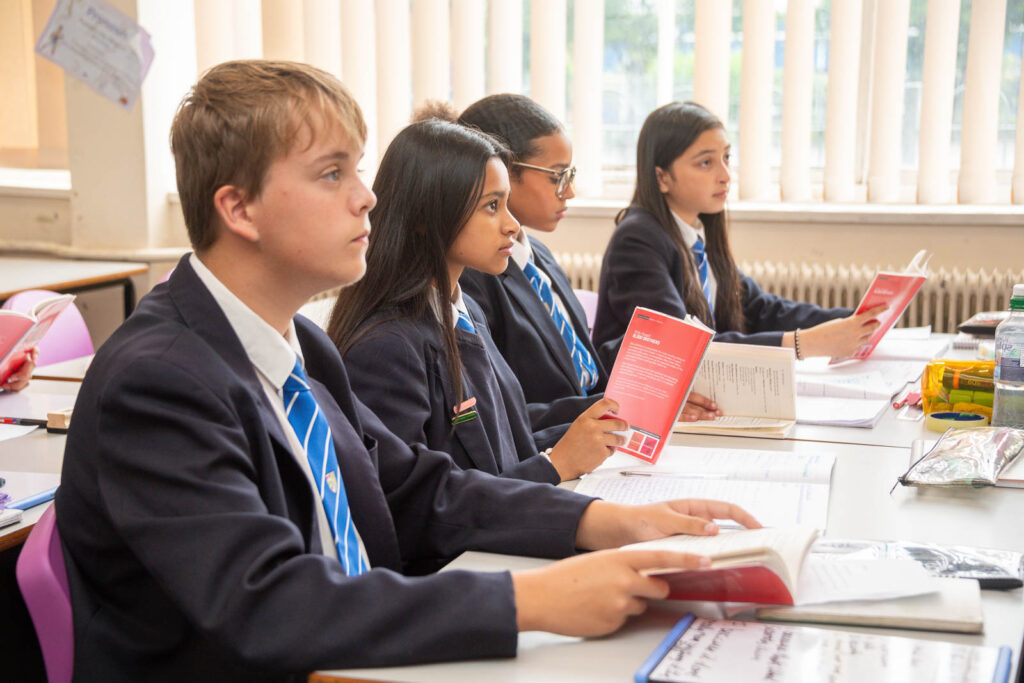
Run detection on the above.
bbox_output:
[511,549,710,637]
[1,348,37,392]
[574,499,761,551]
[797,304,887,358]
[677,391,721,422]
[548,397,628,481]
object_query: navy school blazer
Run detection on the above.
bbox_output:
[342,296,565,486]
[461,236,608,405]
[56,256,592,682]
[593,207,851,367]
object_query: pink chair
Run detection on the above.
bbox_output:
[1,289,94,366]
[16,505,74,683]
[573,288,599,336]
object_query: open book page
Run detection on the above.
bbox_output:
[689,342,796,419]
[796,358,922,400]
[756,579,983,634]
[683,415,793,429]
[794,556,938,605]
[603,445,836,483]
[795,395,889,427]
[867,334,951,362]
[577,476,830,529]
[639,617,1008,683]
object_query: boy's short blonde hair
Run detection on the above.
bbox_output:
[170,60,366,251]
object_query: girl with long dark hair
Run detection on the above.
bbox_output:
[458,94,720,422]
[593,101,884,365]
[328,118,625,484]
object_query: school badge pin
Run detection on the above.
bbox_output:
[325,471,339,494]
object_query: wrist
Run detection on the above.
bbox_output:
[793,328,804,360]
[575,500,627,550]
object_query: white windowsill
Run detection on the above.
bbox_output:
[0,173,1020,229]
[566,198,1024,226]
[0,168,72,199]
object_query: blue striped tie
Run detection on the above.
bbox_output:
[522,258,598,392]
[692,237,714,315]
[455,309,476,333]
[283,358,366,575]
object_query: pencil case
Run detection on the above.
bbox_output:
[921,359,995,421]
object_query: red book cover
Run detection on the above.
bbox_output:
[831,250,929,364]
[604,307,713,464]
[0,294,75,384]
[626,527,819,605]
[658,565,795,604]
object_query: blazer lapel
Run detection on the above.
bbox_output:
[447,331,504,475]
[502,261,581,391]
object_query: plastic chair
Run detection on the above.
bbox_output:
[573,288,599,335]
[15,505,74,683]
[1,289,94,366]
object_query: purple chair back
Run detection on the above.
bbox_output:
[573,288,599,336]
[1,289,94,366]
[15,505,73,683]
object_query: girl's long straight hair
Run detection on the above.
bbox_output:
[618,102,744,332]
[327,118,508,404]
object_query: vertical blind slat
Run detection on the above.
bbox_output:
[694,0,732,123]
[738,0,775,200]
[917,0,961,204]
[781,0,814,201]
[959,0,1008,204]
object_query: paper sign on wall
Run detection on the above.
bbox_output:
[35,0,154,111]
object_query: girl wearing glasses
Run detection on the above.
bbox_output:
[458,94,721,421]
[593,102,885,364]
[328,116,627,487]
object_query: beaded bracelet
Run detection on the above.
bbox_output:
[794,328,804,360]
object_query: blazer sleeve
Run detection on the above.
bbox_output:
[737,270,852,338]
[594,214,691,366]
[83,355,531,671]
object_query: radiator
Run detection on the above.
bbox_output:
[554,251,1024,334]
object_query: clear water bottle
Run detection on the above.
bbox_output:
[992,284,1024,428]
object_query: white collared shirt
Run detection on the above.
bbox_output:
[189,254,369,568]
[669,212,718,306]
[509,230,574,326]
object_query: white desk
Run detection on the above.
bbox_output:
[0,381,74,550]
[318,435,1024,683]
[0,255,148,317]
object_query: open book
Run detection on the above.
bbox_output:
[830,249,930,364]
[624,527,820,604]
[676,344,918,434]
[679,342,796,437]
[604,307,713,464]
[574,446,835,529]
[0,294,75,384]
[624,527,946,608]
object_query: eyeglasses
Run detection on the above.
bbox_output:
[511,162,577,199]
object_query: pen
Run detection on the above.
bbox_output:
[7,486,59,510]
[0,416,47,426]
